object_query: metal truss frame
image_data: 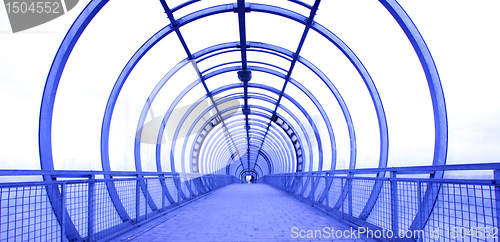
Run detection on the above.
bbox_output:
[38,0,446,240]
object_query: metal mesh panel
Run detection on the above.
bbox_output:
[341,179,350,216]
[351,179,373,218]
[139,181,152,219]
[190,179,198,197]
[302,177,312,198]
[65,183,88,237]
[165,178,178,203]
[114,180,137,221]
[91,181,124,240]
[264,172,500,242]
[0,185,62,242]
[181,179,190,200]
[424,183,498,241]
[315,177,325,202]
[146,179,163,210]
[365,180,392,232]
[0,173,237,242]
[397,181,419,233]
[327,177,342,208]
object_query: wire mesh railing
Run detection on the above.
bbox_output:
[0,171,240,241]
[263,163,500,241]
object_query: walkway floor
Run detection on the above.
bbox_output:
[109,184,376,242]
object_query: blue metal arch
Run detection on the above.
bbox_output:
[182,97,300,174]
[200,106,302,175]
[204,82,320,171]
[207,127,284,175]
[190,104,302,175]
[195,44,356,169]
[112,2,388,177]
[200,68,325,168]
[218,115,297,174]
[148,63,319,175]
[173,68,330,174]
[212,121,290,176]
[38,1,447,240]
[185,109,290,174]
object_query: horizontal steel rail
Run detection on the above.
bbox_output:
[272,162,500,175]
[0,172,240,241]
[264,163,500,241]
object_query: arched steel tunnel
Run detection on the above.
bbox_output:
[40,0,447,180]
[34,0,460,241]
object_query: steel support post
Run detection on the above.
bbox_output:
[494,170,500,234]
[348,173,353,219]
[161,176,165,211]
[177,175,181,205]
[326,183,329,207]
[87,175,95,241]
[390,171,399,238]
[145,178,148,220]
[341,177,345,220]
[136,175,140,223]
[60,183,65,242]
[417,180,423,241]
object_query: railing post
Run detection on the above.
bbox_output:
[161,175,165,212]
[60,183,65,242]
[145,178,148,221]
[494,170,500,234]
[326,173,330,207]
[341,177,345,220]
[136,174,140,223]
[417,180,423,241]
[87,175,95,242]
[390,171,399,238]
[348,172,352,218]
[177,174,181,205]
[309,173,316,200]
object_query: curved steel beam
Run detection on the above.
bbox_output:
[378,0,448,230]
[206,80,319,171]
[193,107,299,174]
[197,46,355,170]
[38,1,113,239]
[39,1,447,235]
[181,97,299,174]
[204,112,296,174]
[202,65,326,170]
[39,3,377,234]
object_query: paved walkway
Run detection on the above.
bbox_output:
[110,184,376,242]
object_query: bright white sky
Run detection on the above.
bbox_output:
[0,0,498,175]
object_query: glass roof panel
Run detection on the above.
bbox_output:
[300,30,381,169]
[179,12,239,55]
[398,0,500,166]
[110,43,197,172]
[198,51,241,76]
[314,1,436,167]
[52,0,169,171]
[251,0,311,17]
[246,12,304,53]
[249,72,286,94]
[171,0,232,20]
[204,71,241,95]
[247,51,291,74]
[290,66,348,170]
[1,0,499,175]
